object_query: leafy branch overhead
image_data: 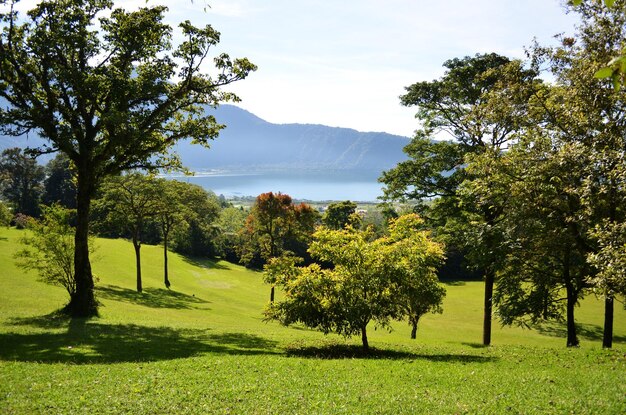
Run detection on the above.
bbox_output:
[571,0,626,89]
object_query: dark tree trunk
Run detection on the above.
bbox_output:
[361,325,369,352]
[65,168,98,317]
[410,322,417,340]
[565,280,579,347]
[270,286,275,302]
[483,270,494,346]
[603,295,614,349]
[163,231,170,289]
[133,233,142,293]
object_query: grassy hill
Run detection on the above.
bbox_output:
[1,227,624,414]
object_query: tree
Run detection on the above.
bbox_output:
[322,200,357,230]
[238,192,319,301]
[380,54,538,345]
[214,205,248,263]
[153,179,185,289]
[554,0,626,347]
[15,204,93,296]
[0,0,256,316]
[42,153,76,209]
[0,147,44,217]
[476,134,592,347]
[264,215,445,351]
[96,173,160,293]
[168,183,221,258]
[386,214,446,339]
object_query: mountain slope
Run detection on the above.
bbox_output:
[175,105,410,171]
[0,104,410,172]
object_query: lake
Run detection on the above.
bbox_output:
[167,169,386,202]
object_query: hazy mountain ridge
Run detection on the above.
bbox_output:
[1,104,410,173]
[176,105,410,172]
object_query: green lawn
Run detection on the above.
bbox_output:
[0,227,624,414]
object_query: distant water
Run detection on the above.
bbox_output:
[169,169,385,201]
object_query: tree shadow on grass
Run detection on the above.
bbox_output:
[442,280,467,286]
[461,342,489,349]
[95,285,210,310]
[1,313,279,364]
[531,321,626,344]
[181,255,230,271]
[285,343,496,363]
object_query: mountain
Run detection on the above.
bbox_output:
[1,104,410,173]
[175,105,410,172]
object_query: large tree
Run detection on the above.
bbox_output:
[380,54,538,345]
[541,0,626,347]
[0,0,255,316]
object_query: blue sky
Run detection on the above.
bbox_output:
[17,1,581,136]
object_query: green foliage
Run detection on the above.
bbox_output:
[15,204,93,297]
[0,201,11,227]
[381,53,539,345]
[322,200,357,230]
[42,154,76,209]
[573,0,625,89]
[238,192,319,268]
[264,214,445,350]
[0,147,45,217]
[214,206,248,262]
[167,183,221,258]
[95,173,161,292]
[386,214,447,338]
[588,222,626,298]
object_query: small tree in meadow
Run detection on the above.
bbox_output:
[264,214,445,351]
[15,204,94,298]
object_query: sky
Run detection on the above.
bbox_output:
[15,0,582,137]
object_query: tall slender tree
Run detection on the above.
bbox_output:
[96,173,160,293]
[380,54,538,345]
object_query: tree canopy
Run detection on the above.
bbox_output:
[264,214,445,351]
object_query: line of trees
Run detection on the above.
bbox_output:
[380,1,626,348]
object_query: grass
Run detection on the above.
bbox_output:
[0,226,625,414]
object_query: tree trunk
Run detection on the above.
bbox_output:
[133,233,142,293]
[603,295,614,349]
[565,280,579,347]
[361,325,369,352]
[410,322,417,340]
[483,270,494,346]
[163,231,170,289]
[270,286,275,302]
[66,168,98,317]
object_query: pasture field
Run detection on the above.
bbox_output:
[0,227,624,414]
